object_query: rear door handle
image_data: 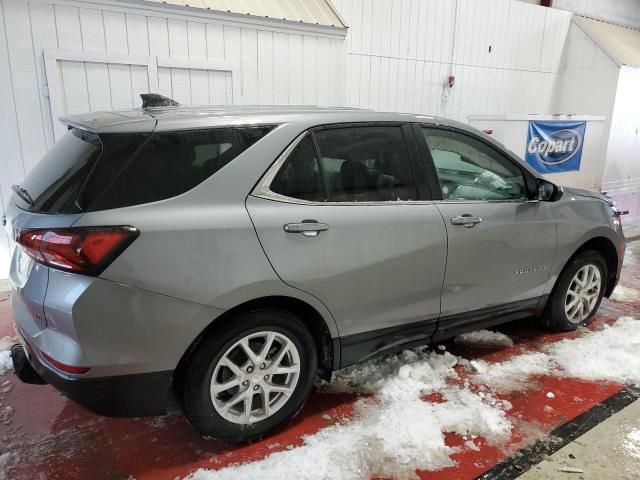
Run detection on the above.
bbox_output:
[451,215,482,228]
[284,220,329,237]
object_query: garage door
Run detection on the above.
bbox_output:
[44,49,237,140]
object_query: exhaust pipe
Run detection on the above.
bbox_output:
[10,344,47,385]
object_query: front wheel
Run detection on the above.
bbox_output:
[181,309,317,443]
[542,250,607,331]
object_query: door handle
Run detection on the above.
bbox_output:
[284,220,329,237]
[451,215,482,228]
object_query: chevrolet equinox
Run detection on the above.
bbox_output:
[4,96,625,442]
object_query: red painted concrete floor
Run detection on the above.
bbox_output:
[0,243,639,480]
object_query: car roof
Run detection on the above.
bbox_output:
[60,104,540,178]
[60,105,468,134]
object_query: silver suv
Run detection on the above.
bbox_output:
[5,97,625,442]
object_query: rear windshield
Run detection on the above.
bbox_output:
[18,125,274,213]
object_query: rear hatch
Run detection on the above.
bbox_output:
[6,128,112,332]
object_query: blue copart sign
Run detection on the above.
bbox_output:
[525,121,586,173]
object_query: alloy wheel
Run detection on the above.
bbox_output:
[210,330,301,425]
[565,264,601,324]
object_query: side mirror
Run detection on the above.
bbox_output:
[536,179,557,202]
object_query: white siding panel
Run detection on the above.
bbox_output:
[341,0,572,122]
[60,60,90,114]
[189,69,209,105]
[30,2,59,150]
[288,34,303,104]
[130,64,149,107]
[329,38,343,105]
[273,32,289,104]
[85,62,113,111]
[103,11,128,54]
[148,16,170,56]
[205,23,224,59]
[223,26,242,102]
[258,30,274,104]
[208,70,228,104]
[316,36,331,106]
[169,67,191,104]
[55,5,82,49]
[187,21,206,58]
[4,0,47,171]
[168,19,188,57]
[240,28,259,104]
[0,0,24,214]
[302,35,317,105]
[126,14,149,56]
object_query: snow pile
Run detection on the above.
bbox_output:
[610,285,640,303]
[189,348,512,480]
[455,330,514,349]
[471,317,640,389]
[623,429,640,460]
[319,348,458,395]
[549,317,640,384]
[471,352,552,391]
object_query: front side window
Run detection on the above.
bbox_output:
[269,126,418,203]
[422,127,526,201]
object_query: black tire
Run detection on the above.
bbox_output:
[541,250,607,332]
[181,308,317,443]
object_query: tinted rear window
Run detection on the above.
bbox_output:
[19,126,274,213]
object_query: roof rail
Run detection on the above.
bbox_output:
[140,93,180,108]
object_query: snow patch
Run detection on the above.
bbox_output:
[190,348,512,480]
[471,352,552,391]
[455,330,514,349]
[0,337,13,351]
[471,317,640,390]
[623,429,640,460]
[548,317,640,384]
[0,452,19,480]
[0,351,12,376]
[318,348,457,396]
[189,316,640,479]
[610,285,640,303]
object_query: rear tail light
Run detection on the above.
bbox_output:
[16,226,138,276]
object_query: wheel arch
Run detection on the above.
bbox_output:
[174,295,337,394]
[563,236,619,297]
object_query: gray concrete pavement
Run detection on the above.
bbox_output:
[518,399,640,480]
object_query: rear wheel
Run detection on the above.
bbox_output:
[182,309,317,443]
[542,250,607,331]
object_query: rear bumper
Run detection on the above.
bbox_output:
[12,339,173,417]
